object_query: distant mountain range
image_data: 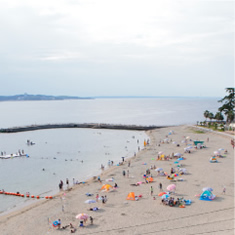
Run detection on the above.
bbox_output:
[0,94,92,101]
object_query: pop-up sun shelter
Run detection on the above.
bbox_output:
[194,141,204,146]
[100,184,113,191]
[126,192,135,200]
[200,190,216,201]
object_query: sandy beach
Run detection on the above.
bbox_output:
[0,125,234,235]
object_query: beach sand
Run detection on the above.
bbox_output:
[0,125,234,235]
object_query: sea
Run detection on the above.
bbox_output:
[0,97,220,214]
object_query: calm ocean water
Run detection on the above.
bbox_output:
[0,98,220,213]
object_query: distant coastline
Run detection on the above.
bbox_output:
[0,93,93,101]
[0,94,221,102]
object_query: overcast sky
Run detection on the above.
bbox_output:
[0,0,234,97]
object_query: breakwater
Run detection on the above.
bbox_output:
[0,123,167,133]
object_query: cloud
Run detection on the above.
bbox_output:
[39,51,85,61]
[0,0,233,96]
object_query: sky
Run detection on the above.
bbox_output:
[0,0,234,97]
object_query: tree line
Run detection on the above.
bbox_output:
[203,88,234,124]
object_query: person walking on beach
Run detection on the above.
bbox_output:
[59,180,63,190]
[222,186,226,194]
[151,186,153,196]
[90,216,93,225]
[98,176,101,183]
[57,219,61,229]
[66,178,69,189]
[96,194,99,202]
[123,170,126,177]
[159,182,162,191]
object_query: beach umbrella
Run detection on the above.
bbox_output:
[85,199,96,204]
[202,187,213,192]
[172,141,177,144]
[177,158,184,161]
[174,153,182,157]
[158,151,164,155]
[52,221,59,227]
[174,161,179,164]
[214,151,220,155]
[166,184,176,191]
[76,213,89,220]
[158,192,166,196]
[218,148,224,151]
[181,140,186,143]
[179,168,187,173]
[186,136,190,139]
[161,194,170,199]
[155,168,163,171]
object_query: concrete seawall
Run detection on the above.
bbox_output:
[0,123,168,133]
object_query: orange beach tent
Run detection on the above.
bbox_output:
[100,184,112,191]
[146,177,154,183]
[126,192,135,200]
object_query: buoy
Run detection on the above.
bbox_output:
[31,195,35,198]
[26,195,29,198]
[21,194,24,197]
[45,196,48,199]
[36,196,40,199]
[49,196,53,199]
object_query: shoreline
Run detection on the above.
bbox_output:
[0,131,149,218]
[0,125,234,235]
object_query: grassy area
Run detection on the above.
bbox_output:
[192,129,205,134]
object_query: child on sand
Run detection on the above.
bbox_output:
[222,186,226,194]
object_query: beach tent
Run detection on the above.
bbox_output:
[199,190,216,201]
[126,192,135,200]
[174,153,182,157]
[159,154,165,160]
[146,177,154,183]
[100,184,112,191]
[210,157,218,163]
[193,141,204,146]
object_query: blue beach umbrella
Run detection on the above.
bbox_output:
[161,194,169,199]
[53,221,59,227]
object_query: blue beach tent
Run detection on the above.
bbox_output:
[199,190,215,201]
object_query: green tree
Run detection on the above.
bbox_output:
[218,88,235,123]
[208,112,214,121]
[204,110,210,121]
[214,112,224,121]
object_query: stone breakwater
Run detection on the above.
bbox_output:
[0,123,169,133]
